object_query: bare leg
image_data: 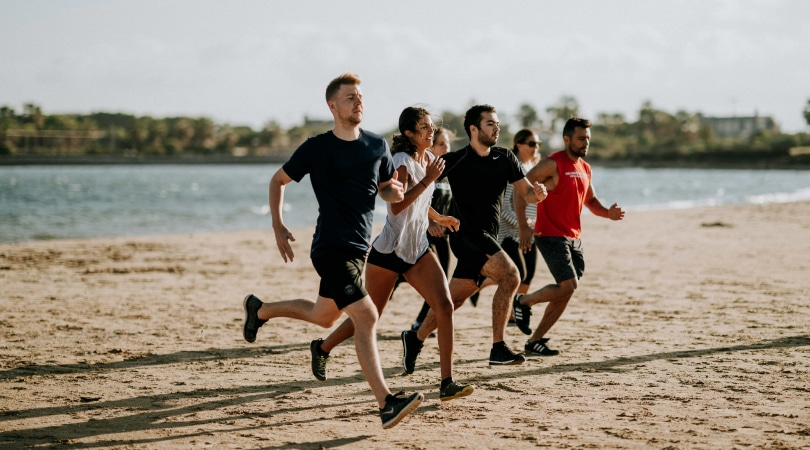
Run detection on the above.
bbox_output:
[417,251,519,344]
[521,278,577,342]
[257,296,343,328]
[320,265,398,353]
[479,251,520,343]
[257,294,391,408]
[416,277,477,341]
[342,296,392,408]
[477,277,496,291]
[517,282,531,295]
[404,253,455,380]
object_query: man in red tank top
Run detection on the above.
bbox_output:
[512,118,625,356]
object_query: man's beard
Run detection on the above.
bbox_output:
[340,111,362,126]
[477,132,498,148]
[568,144,587,157]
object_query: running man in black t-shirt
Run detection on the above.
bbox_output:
[241,73,423,430]
[401,104,548,371]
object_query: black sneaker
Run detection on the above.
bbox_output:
[310,339,329,381]
[440,381,475,401]
[380,391,424,429]
[469,291,480,307]
[512,294,532,335]
[242,294,267,343]
[401,330,423,375]
[524,338,560,357]
[507,318,517,327]
[489,343,526,366]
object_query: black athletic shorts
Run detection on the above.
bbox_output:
[367,246,431,275]
[311,248,368,310]
[449,231,503,284]
[535,236,584,284]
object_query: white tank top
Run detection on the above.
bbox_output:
[372,151,434,264]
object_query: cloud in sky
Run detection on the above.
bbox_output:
[2,0,808,134]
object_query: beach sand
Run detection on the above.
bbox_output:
[1,201,809,449]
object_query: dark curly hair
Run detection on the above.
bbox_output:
[391,106,431,156]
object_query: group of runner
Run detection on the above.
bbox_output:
[241,73,625,429]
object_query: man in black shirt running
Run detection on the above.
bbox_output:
[242,73,423,429]
[401,104,548,370]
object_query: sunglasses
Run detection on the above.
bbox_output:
[523,141,541,148]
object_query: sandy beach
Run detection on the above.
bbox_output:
[1,201,809,449]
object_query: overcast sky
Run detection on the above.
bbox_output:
[2,0,809,135]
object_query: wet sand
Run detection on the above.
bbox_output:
[1,201,809,449]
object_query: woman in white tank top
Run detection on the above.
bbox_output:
[313,107,474,401]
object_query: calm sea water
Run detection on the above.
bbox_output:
[2,164,810,243]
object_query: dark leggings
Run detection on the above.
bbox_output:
[500,237,538,285]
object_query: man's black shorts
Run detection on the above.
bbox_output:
[311,248,368,310]
[449,231,503,284]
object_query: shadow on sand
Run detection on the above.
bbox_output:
[1,334,807,448]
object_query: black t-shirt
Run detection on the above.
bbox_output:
[283,129,394,257]
[440,145,525,238]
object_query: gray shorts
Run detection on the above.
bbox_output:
[535,236,584,284]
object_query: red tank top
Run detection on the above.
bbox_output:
[534,151,591,238]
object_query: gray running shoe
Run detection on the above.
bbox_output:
[440,381,475,401]
[489,343,526,366]
[401,330,424,374]
[512,294,532,335]
[380,391,424,429]
[524,338,560,357]
[242,294,267,343]
[310,339,329,381]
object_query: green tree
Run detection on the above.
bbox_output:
[546,96,579,135]
[0,106,17,131]
[191,117,216,152]
[516,103,541,129]
[168,118,195,153]
[22,103,45,129]
[436,110,465,141]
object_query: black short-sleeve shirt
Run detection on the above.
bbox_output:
[440,145,525,238]
[283,129,394,257]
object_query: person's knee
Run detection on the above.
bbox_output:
[558,278,578,298]
[346,302,379,328]
[431,296,454,318]
[498,267,520,292]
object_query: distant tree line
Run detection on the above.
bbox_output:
[2,99,809,166]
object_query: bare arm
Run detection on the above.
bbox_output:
[378,171,405,203]
[269,168,296,263]
[390,157,444,215]
[516,158,559,250]
[513,175,548,253]
[428,206,459,232]
[584,184,625,221]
